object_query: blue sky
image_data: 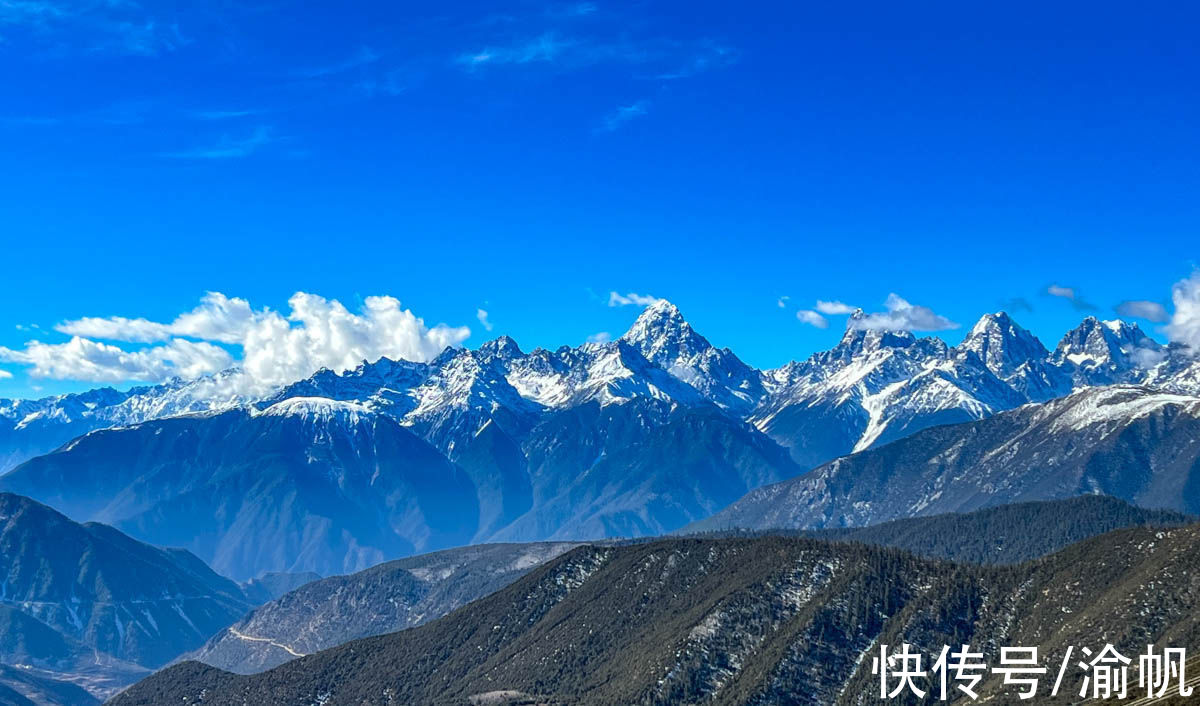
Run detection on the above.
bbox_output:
[2,2,1199,398]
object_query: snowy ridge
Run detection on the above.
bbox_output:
[259,397,374,423]
[1040,385,1200,434]
[3,302,1199,476]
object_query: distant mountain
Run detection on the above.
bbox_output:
[752,314,1028,468]
[696,385,1200,532]
[1054,316,1166,385]
[5,303,1200,582]
[0,493,250,668]
[3,305,1197,486]
[112,524,1200,705]
[689,494,1193,564]
[0,371,255,473]
[193,542,579,674]
[491,399,800,541]
[0,401,479,581]
[619,300,765,414]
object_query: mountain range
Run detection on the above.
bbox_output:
[0,402,479,581]
[3,303,1199,582]
[192,495,1191,679]
[693,384,1200,532]
[111,521,1200,705]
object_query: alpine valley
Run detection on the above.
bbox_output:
[2,301,1200,704]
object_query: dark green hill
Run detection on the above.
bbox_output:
[112,523,1200,705]
[688,494,1194,564]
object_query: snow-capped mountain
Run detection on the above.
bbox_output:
[693,385,1200,532]
[751,312,1030,467]
[5,302,1196,481]
[4,300,1200,574]
[619,300,764,414]
[1053,316,1166,385]
[0,370,257,473]
[751,310,1195,468]
[957,311,1050,378]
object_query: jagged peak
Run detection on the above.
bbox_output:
[957,311,1049,376]
[1057,316,1150,351]
[844,308,868,326]
[641,298,680,317]
[620,299,712,356]
[962,311,1042,344]
[431,345,466,367]
[969,311,1015,330]
[477,335,523,359]
[623,299,686,336]
[837,316,915,348]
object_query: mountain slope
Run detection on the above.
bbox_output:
[492,399,801,541]
[0,493,249,669]
[0,401,479,581]
[193,542,579,674]
[816,494,1194,564]
[113,524,1200,705]
[698,385,1200,531]
[688,495,1193,565]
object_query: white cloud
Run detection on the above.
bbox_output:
[1047,284,1075,300]
[0,337,233,383]
[0,369,12,379]
[795,310,828,329]
[815,300,856,315]
[608,291,662,307]
[476,308,494,331]
[1116,300,1169,323]
[1166,271,1200,352]
[3,292,471,390]
[849,293,959,332]
[776,296,789,308]
[1130,346,1168,369]
[238,293,469,389]
[586,331,611,343]
[57,292,257,343]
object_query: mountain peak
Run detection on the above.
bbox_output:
[478,335,523,360]
[627,298,683,329]
[957,312,1048,378]
[971,311,1014,329]
[620,299,705,351]
[835,315,915,354]
[1055,316,1163,382]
